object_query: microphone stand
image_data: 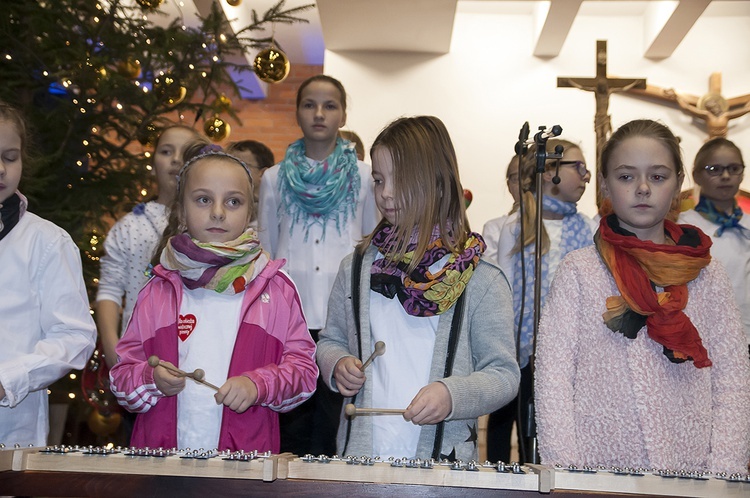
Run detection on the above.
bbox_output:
[525,125,562,464]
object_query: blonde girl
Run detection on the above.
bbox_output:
[317,116,519,461]
[110,148,318,452]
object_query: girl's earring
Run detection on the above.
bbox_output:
[178,222,187,233]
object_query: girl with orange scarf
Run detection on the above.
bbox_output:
[534,119,750,474]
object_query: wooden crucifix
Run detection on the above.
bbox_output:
[627,72,750,140]
[558,40,647,203]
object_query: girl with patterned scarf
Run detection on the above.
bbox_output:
[679,138,750,355]
[491,138,597,463]
[317,116,520,462]
[110,149,318,453]
[258,75,378,457]
[535,119,750,474]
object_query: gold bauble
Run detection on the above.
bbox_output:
[135,0,164,10]
[226,0,242,6]
[213,94,232,113]
[87,409,122,437]
[137,121,160,147]
[153,73,186,106]
[204,115,231,142]
[253,47,290,84]
[116,59,141,79]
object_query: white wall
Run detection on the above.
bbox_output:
[324,2,750,230]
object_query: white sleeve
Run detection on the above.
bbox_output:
[0,232,96,407]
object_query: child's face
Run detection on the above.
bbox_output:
[372,146,398,225]
[547,147,590,204]
[153,127,197,197]
[231,150,264,203]
[506,157,520,204]
[180,158,252,243]
[0,119,22,204]
[693,145,744,206]
[602,136,682,242]
[296,81,346,145]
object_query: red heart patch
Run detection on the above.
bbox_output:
[178,314,197,342]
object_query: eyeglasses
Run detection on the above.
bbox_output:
[558,160,590,177]
[703,163,744,177]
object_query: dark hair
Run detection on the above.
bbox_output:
[296,74,347,112]
[227,140,275,169]
[692,137,744,176]
[339,130,364,160]
[600,119,683,178]
[360,116,468,273]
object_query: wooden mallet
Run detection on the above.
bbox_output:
[359,341,386,371]
[147,355,220,392]
[344,403,405,417]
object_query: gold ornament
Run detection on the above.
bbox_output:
[204,114,231,142]
[213,94,232,113]
[153,73,186,106]
[117,59,141,79]
[137,121,160,147]
[253,46,290,84]
[134,0,164,10]
[226,0,242,6]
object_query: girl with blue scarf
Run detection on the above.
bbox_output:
[257,75,378,457]
[678,138,750,354]
[488,138,597,464]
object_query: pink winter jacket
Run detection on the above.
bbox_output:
[109,259,318,453]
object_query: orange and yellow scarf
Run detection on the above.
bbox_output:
[595,215,713,368]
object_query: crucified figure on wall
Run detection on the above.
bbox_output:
[628,73,750,140]
[558,40,647,203]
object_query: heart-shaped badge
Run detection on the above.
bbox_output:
[178,314,197,342]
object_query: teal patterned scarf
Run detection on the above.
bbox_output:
[694,195,750,239]
[277,137,360,241]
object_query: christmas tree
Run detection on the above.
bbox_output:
[1,0,312,292]
[0,0,312,444]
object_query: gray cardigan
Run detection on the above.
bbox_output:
[317,245,520,461]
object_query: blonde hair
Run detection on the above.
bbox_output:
[513,138,581,255]
[359,116,469,273]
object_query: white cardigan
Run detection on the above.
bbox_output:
[0,212,96,446]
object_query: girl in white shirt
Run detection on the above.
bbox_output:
[678,138,750,352]
[0,101,96,446]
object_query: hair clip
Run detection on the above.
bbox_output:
[199,144,223,155]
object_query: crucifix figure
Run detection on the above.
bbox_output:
[558,40,646,203]
[627,73,750,140]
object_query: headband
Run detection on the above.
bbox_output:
[177,146,254,193]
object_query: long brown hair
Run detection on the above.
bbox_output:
[513,138,581,255]
[359,116,469,273]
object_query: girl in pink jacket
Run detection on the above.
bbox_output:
[110,147,318,453]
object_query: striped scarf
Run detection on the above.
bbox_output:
[160,228,269,294]
[694,195,750,239]
[277,137,360,241]
[595,215,713,367]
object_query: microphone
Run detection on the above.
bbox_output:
[551,145,565,184]
[515,122,530,155]
[533,124,562,144]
